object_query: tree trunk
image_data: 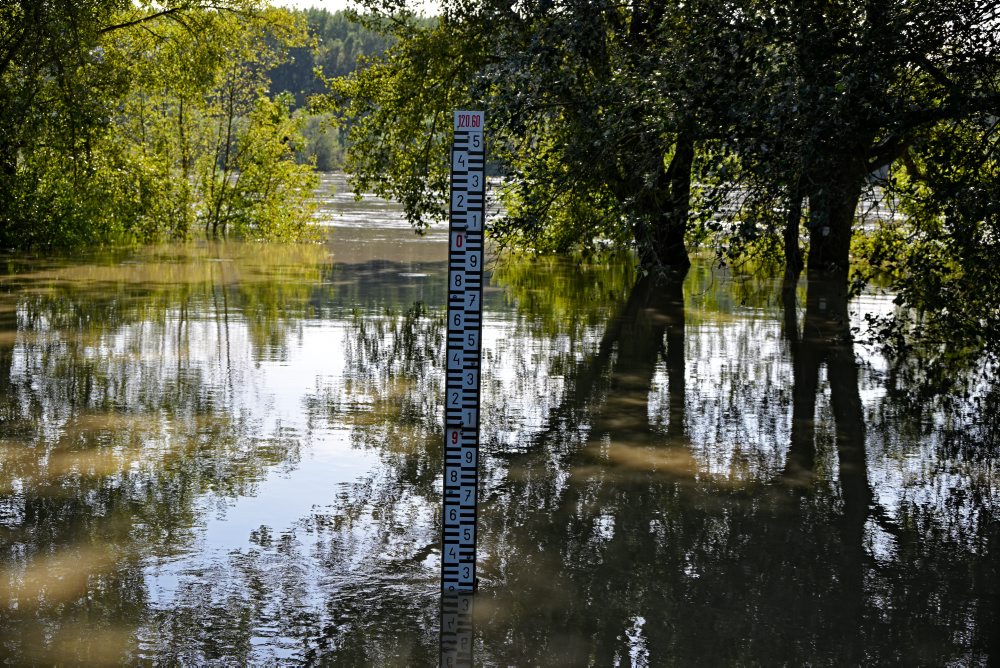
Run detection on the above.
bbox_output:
[805,162,866,276]
[639,133,694,273]
[783,180,804,285]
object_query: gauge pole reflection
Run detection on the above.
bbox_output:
[440,593,474,667]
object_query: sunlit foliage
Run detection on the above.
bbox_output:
[0,1,317,248]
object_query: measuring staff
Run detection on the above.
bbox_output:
[440,110,485,668]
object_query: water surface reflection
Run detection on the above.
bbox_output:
[0,229,997,664]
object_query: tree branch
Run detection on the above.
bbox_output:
[910,52,960,94]
[98,7,187,34]
[97,4,250,36]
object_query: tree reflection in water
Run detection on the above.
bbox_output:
[474,260,999,666]
[0,245,325,663]
[0,243,997,664]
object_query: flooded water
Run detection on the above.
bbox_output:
[1,175,998,665]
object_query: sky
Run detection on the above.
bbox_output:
[274,0,356,11]
[273,0,441,15]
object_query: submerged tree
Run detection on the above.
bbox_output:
[723,1,1000,284]
[332,0,1000,358]
[0,1,317,248]
[106,4,317,241]
[777,1,1000,364]
[331,0,758,273]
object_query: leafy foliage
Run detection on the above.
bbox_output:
[329,0,748,268]
[861,114,1000,358]
[330,0,1000,359]
[1,1,317,248]
[719,1,1000,278]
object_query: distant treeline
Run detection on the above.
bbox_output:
[268,9,408,172]
[270,9,394,108]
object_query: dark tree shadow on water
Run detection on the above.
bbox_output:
[476,265,1000,666]
[478,272,705,665]
[780,273,873,665]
